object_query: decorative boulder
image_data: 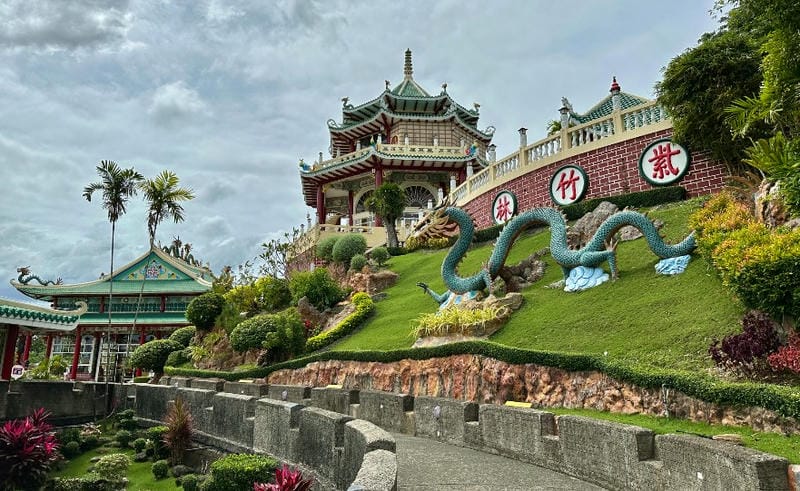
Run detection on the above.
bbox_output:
[655,255,691,275]
[564,266,609,292]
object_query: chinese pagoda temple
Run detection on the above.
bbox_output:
[11,244,212,380]
[295,49,495,258]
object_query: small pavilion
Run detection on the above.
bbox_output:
[0,298,85,380]
[11,244,212,380]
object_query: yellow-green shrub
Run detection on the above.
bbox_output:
[412,306,507,338]
[305,293,374,352]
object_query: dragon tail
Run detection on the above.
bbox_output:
[647,230,696,259]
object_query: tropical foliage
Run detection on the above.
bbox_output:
[0,408,59,491]
[139,170,195,245]
[367,182,406,248]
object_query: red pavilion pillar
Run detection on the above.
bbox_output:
[316,186,326,225]
[69,327,82,380]
[1,325,19,380]
[45,334,54,359]
[21,333,32,366]
[374,165,383,227]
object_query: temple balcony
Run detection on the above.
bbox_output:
[304,143,483,174]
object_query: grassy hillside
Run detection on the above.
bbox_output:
[333,199,743,372]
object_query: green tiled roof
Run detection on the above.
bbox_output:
[391,78,430,97]
[0,298,84,331]
[571,92,649,124]
[12,246,212,302]
[0,304,78,324]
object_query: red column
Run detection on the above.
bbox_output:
[1,325,20,380]
[347,190,354,226]
[45,334,54,359]
[160,295,166,312]
[316,186,326,225]
[69,328,82,380]
[374,166,383,227]
[21,334,32,366]
[458,168,467,185]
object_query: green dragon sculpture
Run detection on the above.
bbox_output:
[412,205,696,295]
[16,266,62,286]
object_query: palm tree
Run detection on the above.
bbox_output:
[83,160,143,398]
[140,170,195,245]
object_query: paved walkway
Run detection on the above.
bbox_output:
[394,434,605,490]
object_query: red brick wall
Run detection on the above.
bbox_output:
[464,129,727,229]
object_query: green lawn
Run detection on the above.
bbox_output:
[333,199,743,372]
[52,447,180,490]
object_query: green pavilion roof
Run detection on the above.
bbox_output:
[0,297,85,332]
[77,312,190,326]
[567,81,650,125]
[12,245,212,302]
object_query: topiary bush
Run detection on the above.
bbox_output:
[185,292,225,331]
[166,348,191,368]
[132,437,148,453]
[230,314,274,353]
[181,473,200,491]
[169,326,197,348]
[349,254,368,272]
[288,268,346,311]
[95,453,130,482]
[260,308,306,365]
[369,246,390,266]
[130,339,184,375]
[331,234,367,265]
[152,459,170,479]
[62,440,81,458]
[114,429,132,447]
[202,454,277,491]
[315,236,340,262]
[147,426,169,460]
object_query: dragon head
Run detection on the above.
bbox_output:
[411,201,458,241]
[17,266,30,276]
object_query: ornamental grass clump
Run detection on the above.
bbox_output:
[164,396,193,465]
[0,408,60,491]
[412,305,508,338]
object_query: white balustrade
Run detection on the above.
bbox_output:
[469,168,491,192]
[494,155,519,178]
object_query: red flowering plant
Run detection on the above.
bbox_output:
[0,408,61,491]
[768,334,800,375]
[253,464,314,491]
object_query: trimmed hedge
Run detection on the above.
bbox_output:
[202,454,277,491]
[167,339,800,420]
[561,186,687,220]
[169,326,196,348]
[305,293,374,352]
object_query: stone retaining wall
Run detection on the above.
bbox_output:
[133,381,397,490]
[0,380,126,424]
[267,355,800,435]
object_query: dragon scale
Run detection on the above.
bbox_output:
[432,206,696,294]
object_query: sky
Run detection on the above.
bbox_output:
[0,0,723,304]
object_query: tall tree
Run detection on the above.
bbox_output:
[82,160,143,389]
[139,170,195,245]
[367,183,406,248]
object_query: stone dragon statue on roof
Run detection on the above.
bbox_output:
[412,202,695,300]
[16,266,63,286]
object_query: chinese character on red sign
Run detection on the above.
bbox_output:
[557,169,581,201]
[648,143,681,180]
[495,195,512,222]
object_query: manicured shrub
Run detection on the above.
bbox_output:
[1,408,61,490]
[386,246,407,256]
[202,454,277,491]
[181,473,200,491]
[114,429,132,447]
[289,268,346,310]
[688,191,755,258]
[117,417,138,432]
[164,397,193,465]
[80,434,100,452]
[50,474,114,491]
[332,234,367,265]
[117,409,135,421]
[129,339,184,375]
[709,311,781,376]
[152,459,170,479]
[147,425,169,460]
[349,254,368,271]
[305,293,374,352]
[94,453,130,482]
[169,326,197,348]
[315,236,340,262]
[57,427,82,445]
[254,464,314,491]
[132,437,148,453]
[473,223,503,243]
[254,276,291,312]
[186,292,225,330]
[230,314,272,352]
[166,348,191,368]
[369,246,390,266]
[62,440,81,458]
[261,308,306,364]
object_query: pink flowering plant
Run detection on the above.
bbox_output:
[0,408,61,491]
[253,464,314,491]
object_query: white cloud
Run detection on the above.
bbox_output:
[148,81,210,125]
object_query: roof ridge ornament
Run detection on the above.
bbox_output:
[610,76,620,93]
[404,48,413,80]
